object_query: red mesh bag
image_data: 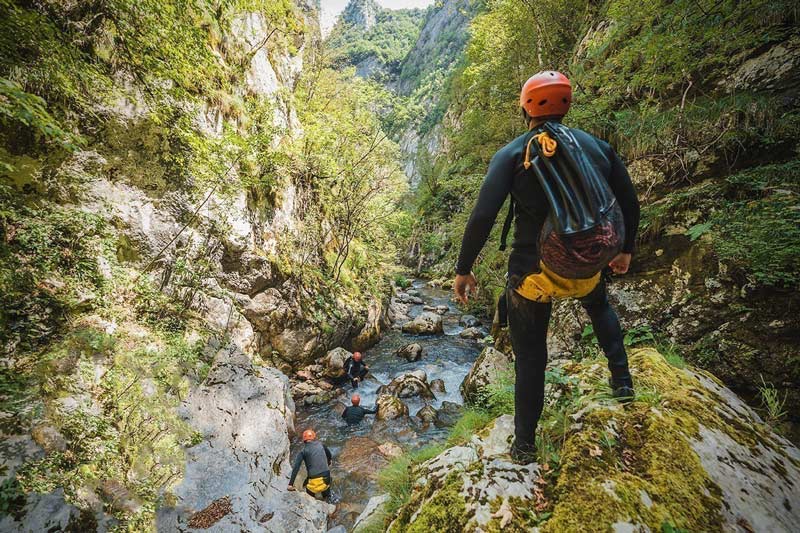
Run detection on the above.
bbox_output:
[528,122,625,279]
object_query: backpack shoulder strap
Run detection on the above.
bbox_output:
[499,198,514,251]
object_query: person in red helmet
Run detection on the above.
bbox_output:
[341,393,377,425]
[343,351,369,389]
[288,428,333,499]
[453,70,640,464]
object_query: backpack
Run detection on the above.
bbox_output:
[500,122,625,280]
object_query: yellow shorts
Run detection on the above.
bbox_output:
[515,262,600,303]
[305,476,330,494]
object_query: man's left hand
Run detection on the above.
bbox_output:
[609,253,631,274]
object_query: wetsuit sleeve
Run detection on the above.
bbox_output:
[607,149,640,253]
[455,148,516,275]
[324,445,332,465]
[365,406,377,414]
[341,407,348,420]
[289,449,304,485]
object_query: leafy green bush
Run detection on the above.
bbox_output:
[0,188,112,353]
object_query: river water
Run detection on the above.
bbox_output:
[291,280,483,530]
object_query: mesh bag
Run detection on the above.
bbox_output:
[527,122,625,279]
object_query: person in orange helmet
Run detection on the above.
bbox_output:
[341,393,377,425]
[453,71,640,464]
[288,428,333,499]
[343,351,369,389]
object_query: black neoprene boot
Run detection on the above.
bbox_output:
[608,375,634,402]
[510,439,538,464]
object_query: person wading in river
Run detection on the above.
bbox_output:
[343,351,369,389]
[341,394,377,425]
[453,71,640,464]
[288,429,333,500]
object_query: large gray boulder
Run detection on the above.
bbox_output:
[156,345,332,532]
[351,296,389,351]
[401,312,444,335]
[460,347,514,403]
[378,373,435,400]
[319,347,352,379]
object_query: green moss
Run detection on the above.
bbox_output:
[395,474,468,533]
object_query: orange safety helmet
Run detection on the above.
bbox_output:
[520,71,572,119]
[352,351,362,362]
[351,394,361,406]
[302,429,316,442]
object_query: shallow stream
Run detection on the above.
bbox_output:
[291,280,483,530]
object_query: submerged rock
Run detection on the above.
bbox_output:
[416,405,438,424]
[401,312,444,335]
[376,394,409,420]
[394,342,424,362]
[434,401,463,428]
[387,348,800,532]
[429,378,446,394]
[459,315,481,328]
[460,347,514,403]
[156,344,332,532]
[459,326,486,339]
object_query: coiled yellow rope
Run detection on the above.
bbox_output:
[523,131,558,169]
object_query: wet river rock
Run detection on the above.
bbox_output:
[459,327,486,340]
[459,314,481,328]
[376,394,409,420]
[319,347,352,379]
[394,342,424,362]
[378,373,435,399]
[429,378,446,394]
[401,311,444,335]
[416,405,437,424]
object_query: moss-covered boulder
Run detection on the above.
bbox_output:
[388,348,800,532]
[460,346,514,403]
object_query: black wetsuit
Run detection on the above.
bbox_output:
[455,123,640,449]
[341,404,377,425]
[289,440,333,498]
[343,357,368,388]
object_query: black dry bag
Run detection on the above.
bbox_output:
[525,122,625,279]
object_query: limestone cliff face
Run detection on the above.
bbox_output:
[341,0,381,30]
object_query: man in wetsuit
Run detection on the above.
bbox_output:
[453,71,640,464]
[288,429,333,499]
[341,394,377,425]
[343,351,369,389]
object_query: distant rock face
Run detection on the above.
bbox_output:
[341,0,380,29]
[389,349,800,532]
[460,347,514,403]
[156,345,333,532]
[401,311,444,335]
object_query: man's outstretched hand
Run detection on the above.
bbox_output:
[454,273,478,305]
[608,253,632,275]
